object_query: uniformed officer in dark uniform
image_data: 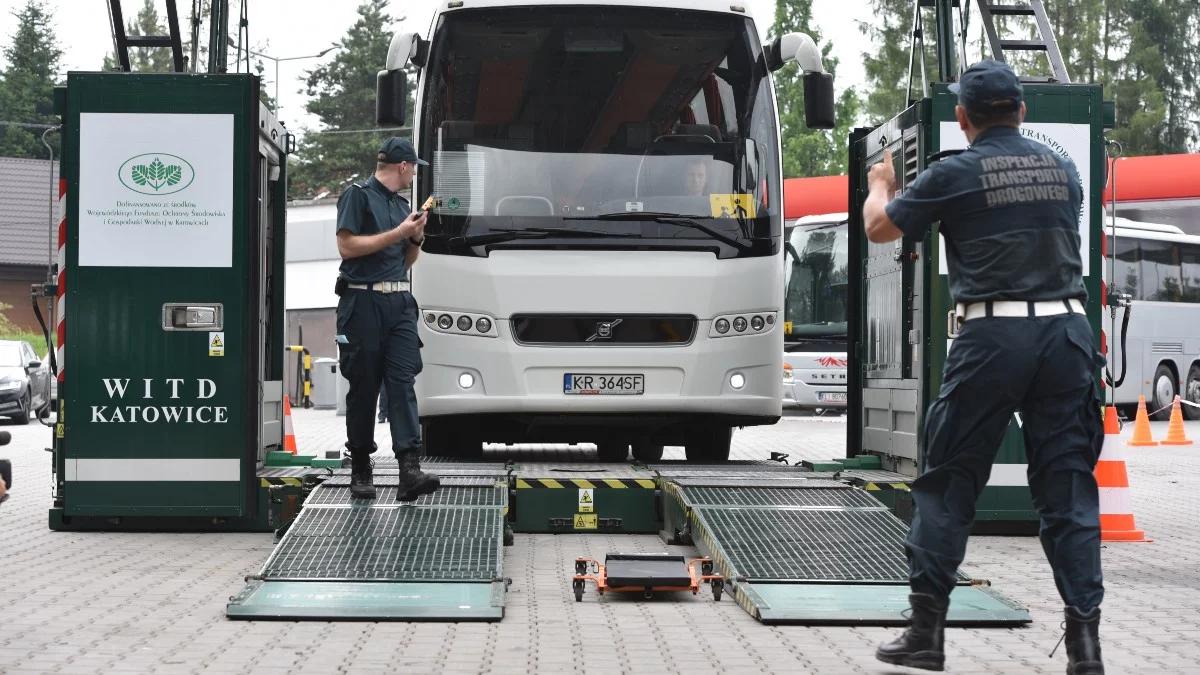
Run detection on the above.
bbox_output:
[336,137,440,502]
[863,61,1105,674]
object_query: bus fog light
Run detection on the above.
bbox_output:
[458,372,475,389]
[730,373,746,390]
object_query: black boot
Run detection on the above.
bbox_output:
[396,451,440,502]
[349,453,376,499]
[876,593,948,672]
[1064,606,1104,674]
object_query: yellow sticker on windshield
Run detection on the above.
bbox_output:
[710,194,756,219]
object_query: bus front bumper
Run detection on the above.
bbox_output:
[417,328,782,422]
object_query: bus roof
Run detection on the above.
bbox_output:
[435,0,756,19]
[1109,217,1185,235]
[790,212,847,229]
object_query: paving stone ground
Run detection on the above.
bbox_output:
[2,409,1196,674]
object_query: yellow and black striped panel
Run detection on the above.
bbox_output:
[861,482,912,493]
[259,477,304,487]
[514,477,657,489]
[735,584,761,620]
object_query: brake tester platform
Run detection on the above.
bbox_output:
[227,458,1029,626]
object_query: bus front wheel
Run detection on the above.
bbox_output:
[1151,363,1177,421]
[1184,365,1200,421]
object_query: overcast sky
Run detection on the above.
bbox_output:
[0,0,873,135]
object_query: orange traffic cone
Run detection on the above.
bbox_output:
[1096,405,1148,542]
[282,394,299,454]
[1160,396,1193,446]
[1127,395,1158,446]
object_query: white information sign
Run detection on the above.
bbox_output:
[937,121,1091,275]
[78,113,234,267]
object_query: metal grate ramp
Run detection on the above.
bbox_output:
[227,474,507,621]
[664,478,1030,627]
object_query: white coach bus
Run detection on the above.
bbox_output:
[1106,217,1200,419]
[378,0,835,460]
[783,213,849,412]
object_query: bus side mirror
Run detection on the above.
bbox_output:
[803,71,835,129]
[765,33,836,129]
[376,69,407,126]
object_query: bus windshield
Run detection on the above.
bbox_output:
[784,221,848,341]
[418,6,781,259]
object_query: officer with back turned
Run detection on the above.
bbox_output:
[863,60,1105,674]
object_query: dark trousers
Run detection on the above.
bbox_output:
[906,313,1105,612]
[337,289,422,457]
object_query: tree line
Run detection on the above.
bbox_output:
[0,0,1194,186]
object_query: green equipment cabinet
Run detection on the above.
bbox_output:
[49,73,291,531]
[846,82,1108,532]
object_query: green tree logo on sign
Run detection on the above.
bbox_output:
[130,157,182,191]
[118,153,195,195]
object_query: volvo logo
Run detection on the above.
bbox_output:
[586,318,623,342]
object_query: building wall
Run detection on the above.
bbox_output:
[0,265,48,332]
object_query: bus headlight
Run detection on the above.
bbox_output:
[425,309,499,338]
[710,312,777,338]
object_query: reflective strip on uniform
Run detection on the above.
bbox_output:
[65,458,241,481]
[986,463,1028,487]
[1098,486,1132,515]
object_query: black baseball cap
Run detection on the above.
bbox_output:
[378,137,428,165]
[949,59,1023,114]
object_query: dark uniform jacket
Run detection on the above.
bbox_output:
[885,126,1085,303]
[336,176,412,284]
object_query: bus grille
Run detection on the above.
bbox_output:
[511,315,696,345]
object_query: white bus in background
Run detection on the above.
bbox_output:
[1106,217,1200,420]
[782,213,848,412]
[379,1,835,461]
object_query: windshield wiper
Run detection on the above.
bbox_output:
[575,212,754,253]
[450,226,628,247]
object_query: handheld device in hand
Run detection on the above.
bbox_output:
[421,195,440,212]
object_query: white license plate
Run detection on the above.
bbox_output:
[819,392,847,403]
[563,373,644,395]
